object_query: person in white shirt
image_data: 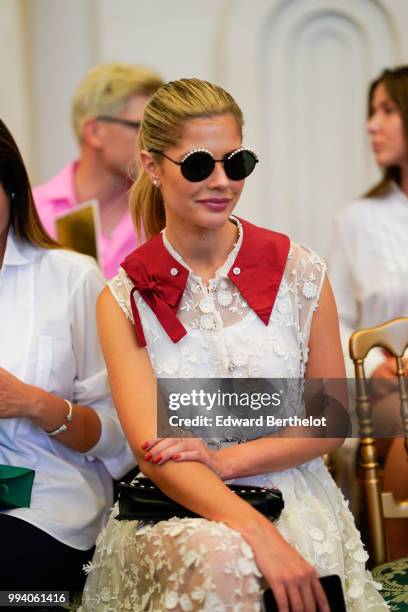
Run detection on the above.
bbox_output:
[329,66,408,559]
[0,119,134,592]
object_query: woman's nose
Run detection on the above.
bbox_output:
[367,114,379,134]
[207,161,230,188]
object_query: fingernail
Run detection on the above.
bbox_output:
[153,455,162,464]
[141,442,149,450]
[145,453,152,461]
[172,454,181,460]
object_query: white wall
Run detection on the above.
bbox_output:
[25,0,96,182]
[0,0,33,174]
[1,0,408,255]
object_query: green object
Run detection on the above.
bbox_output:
[0,464,35,509]
[372,557,408,611]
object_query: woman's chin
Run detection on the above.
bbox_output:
[194,208,235,230]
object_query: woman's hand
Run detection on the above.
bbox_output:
[141,437,225,478]
[244,516,330,612]
[0,367,35,419]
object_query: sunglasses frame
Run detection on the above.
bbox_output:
[150,147,258,182]
[96,115,141,130]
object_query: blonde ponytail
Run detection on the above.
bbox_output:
[130,170,165,240]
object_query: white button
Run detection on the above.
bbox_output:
[170,268,179,276]
[232,267,241,275]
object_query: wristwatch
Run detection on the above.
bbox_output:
[46,399,73,436]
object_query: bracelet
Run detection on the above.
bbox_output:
[45,399,73,436]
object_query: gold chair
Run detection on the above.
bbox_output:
[349,318,408,610]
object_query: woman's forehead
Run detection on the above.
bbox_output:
[173,114,242,150]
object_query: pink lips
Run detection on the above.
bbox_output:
[196,198,230,212]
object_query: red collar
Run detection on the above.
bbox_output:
[121,218,290,347]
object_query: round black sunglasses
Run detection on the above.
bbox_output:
[150,147,259,182]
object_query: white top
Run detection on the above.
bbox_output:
[0,229,134,549]
[328,183,408,377]
[109,219,326,387]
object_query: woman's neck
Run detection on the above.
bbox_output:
[165,217,239,283]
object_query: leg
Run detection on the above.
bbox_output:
[81,516,263,611]
[0,513,94,591]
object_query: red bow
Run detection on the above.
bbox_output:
[129,274,188,346]
[121,233,189,347]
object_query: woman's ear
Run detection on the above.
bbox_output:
[140,150,160,184]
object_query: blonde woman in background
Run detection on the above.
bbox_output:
[81,79,387,611]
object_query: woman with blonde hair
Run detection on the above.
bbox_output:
[81,79,387,611]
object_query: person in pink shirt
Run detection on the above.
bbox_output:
[33,62,163,278]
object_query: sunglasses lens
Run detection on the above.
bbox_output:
[181,152,215,182]
[224,150,258,181]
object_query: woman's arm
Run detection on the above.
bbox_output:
[0,370,101,452]
[0,265,129,459]
[96,287,329,612]
[144,277,347,479]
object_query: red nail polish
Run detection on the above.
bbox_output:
[141,442,149,450]
[145,453,152,461]
[153,455,162,464]
[173,454,181,460]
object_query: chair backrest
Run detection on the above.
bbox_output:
[349,317,408,566]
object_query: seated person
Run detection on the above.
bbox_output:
[0,119,134,592]
[33,62,163,278]
[81,78,388,611]
[329,66,408,557]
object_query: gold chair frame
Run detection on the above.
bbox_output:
[349,317,408,566]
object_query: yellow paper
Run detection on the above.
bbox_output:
[55,200,100,263]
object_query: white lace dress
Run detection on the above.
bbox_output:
[80,221,388,611]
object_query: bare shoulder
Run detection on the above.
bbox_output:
[315,275,337,314]
[96,286,139,358]
[97,286,131,326]
[97,285,117,313]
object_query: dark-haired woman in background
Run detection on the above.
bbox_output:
[0,119,133,592]
[329,66,408,559]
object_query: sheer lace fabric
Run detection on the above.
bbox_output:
[80,224,388,611]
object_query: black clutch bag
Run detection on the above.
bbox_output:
[116,477,284,522]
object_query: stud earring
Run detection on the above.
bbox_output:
[152,178,159,187]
